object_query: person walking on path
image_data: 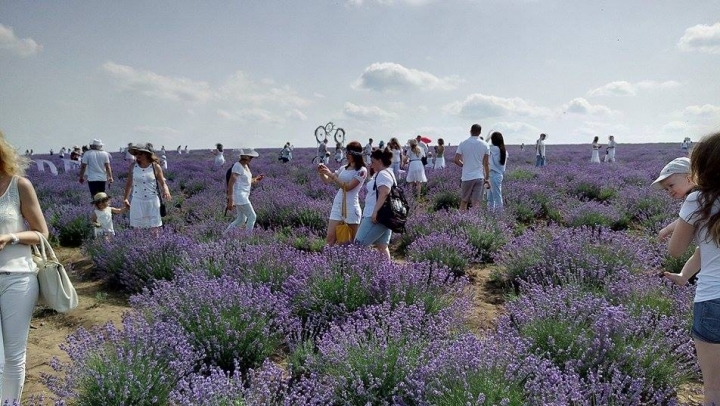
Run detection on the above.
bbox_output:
[78,139,113,198]
[0,132,49,404]
[454,124,490,211]
[665,132,720,406]
[225,149,264,232]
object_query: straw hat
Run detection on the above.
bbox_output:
[129,142,155,155]
[237,148,259,158]
[92,192,111,203]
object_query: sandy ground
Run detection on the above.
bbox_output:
[20,249,703,404]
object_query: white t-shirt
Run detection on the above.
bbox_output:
[489,145,507,174]
[363,169,395,217]
[231,162,252,205]
[391,149,402,164]
[418,141,428,156]
[680,191,720,302]
[363,143,373,156]
[456,136,490,181]
[536,139,546,157]
[81,150,112,181]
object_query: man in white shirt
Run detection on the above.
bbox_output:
[604,135,617,163]
[535,133,547,167]
[415,135,429,166]
[79,139,113,197]
[454,124,490,211]
[363,138,373,164]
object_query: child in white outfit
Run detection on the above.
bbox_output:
[91,192,127,238]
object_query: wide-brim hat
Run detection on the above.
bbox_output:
[129,142,155,155]
[92,192,111,203]
[91,139,104,148]
[237,148,259,158]
[651,157,691,189]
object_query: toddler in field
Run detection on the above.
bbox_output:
[91,192,127,238]
[651,157,701,284]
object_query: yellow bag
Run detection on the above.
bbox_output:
[335,187,355,244]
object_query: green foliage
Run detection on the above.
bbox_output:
[426,367,526,406]
[432,191,461,212]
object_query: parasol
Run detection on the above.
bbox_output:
[419,136,432,144]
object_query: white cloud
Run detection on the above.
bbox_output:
[103,61,213,103]
[286,109,308,121]
[343,102,398,121]
[354,62,460,92]
[562,98,615,117]
[0,24,42,57]
[443,93,552,118]
[133,125,180,135]
[587,80,680,97]
[487,121,541,136]
[678,22,720,54]
[680,104,720,119]
[662,121,691,134]
[218,108,284,125]
[218,71,311,107]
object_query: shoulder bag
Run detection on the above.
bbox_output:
[32,232,78,313]
[374,169,410,233]
[153,163,167,217]
[335,185,354,244]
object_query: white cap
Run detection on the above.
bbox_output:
[651,157,690,189]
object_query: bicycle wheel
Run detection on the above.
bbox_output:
[333,127,346,145]
[315,125,328,144]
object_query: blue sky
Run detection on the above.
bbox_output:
[1,0,719,151]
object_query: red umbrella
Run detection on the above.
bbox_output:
[419,136,432,144]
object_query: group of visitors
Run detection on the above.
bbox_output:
[590,135,617,163]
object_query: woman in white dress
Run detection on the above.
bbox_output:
[123,143,171,230]
[590,136,601,163]
[404,139,427,197]
[318,141,367,245]
[211,143,226,171]
[225,149,264,232]
[434,138,446,169]
[387,137,403,179]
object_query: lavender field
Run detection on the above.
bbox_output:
[27,143,699,405]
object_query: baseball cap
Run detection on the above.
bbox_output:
[651,157,690,189]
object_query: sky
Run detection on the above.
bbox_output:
[1,0,720,152]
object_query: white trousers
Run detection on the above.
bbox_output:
[225,203,257,232]
[0,272,38,404]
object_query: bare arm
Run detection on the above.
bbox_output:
[483,154,490,178]
[154,163,171,200]
[454,153,463,167]
[371,185,391,223]
[227,172,238,210]
[104,162,114,184]
[668,218,695,258]
[78,163,87,184]
[659,219,678,241]
[0,177,49,249]
[123,162,134,207]
[664,247,701,285]
[110,206,127,214]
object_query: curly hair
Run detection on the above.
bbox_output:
[690,132,720,245]
[0,131,29,177]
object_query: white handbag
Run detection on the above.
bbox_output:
[32,232,78,312]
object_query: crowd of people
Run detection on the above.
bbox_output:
[9,127,720,404]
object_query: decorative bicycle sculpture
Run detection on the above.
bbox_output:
[312,122,346,164]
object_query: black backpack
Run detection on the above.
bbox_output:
[373,170,410,233]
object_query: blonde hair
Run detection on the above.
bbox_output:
[0,131,29,176]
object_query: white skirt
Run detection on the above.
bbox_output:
[434,157,446,169]
[406,160,427,183]
[129,197,162,228]
[591,150,600,163]
[329,195,362,224]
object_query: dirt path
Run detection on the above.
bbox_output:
[24,247,131,401]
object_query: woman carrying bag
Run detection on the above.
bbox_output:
[318,141,367,245]
[0,132,49,404]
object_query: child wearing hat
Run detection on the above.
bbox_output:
[651,157,701,285]
[91,192,127,238]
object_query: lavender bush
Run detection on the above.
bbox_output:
[43,314,198,406]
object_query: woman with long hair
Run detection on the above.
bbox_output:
[591,136,601,163]
[404,139,427,197]
[318,141,367,245]
[123,143,171,229]
[355,148,395,260]
[434,138,446,169]
[667,132,720,406]
[488,132,508,210]
[0,132,49,404]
